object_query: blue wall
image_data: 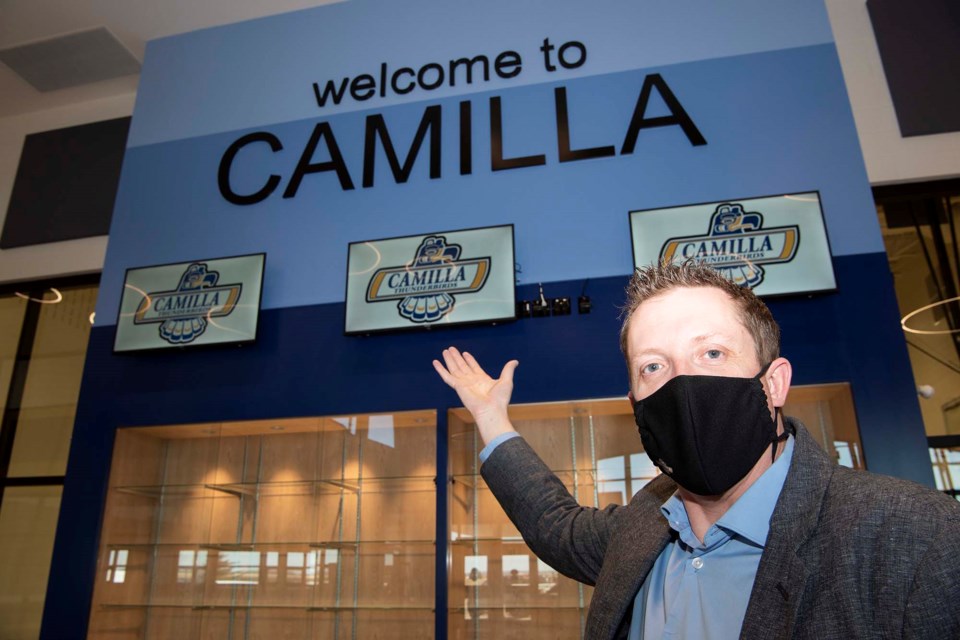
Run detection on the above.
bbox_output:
[41,1,930,637]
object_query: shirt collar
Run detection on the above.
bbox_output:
[715,434,794,546]
[659,435,795,547]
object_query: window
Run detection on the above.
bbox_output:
[0,276,98,640]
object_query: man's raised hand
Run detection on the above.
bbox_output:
[432,347,518,444]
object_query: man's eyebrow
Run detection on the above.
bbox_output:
[692,332,732,344]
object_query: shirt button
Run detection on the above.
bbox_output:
[692,558,704,570]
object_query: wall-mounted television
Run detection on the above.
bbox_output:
[345,225,516,335]
[630,192,836,297]
[114,253,266,352]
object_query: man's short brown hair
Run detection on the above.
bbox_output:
[619,261,781,367]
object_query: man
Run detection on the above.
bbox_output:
[433,261,960,639]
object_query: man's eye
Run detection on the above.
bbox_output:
[642,363,662,374]
[705,349,722,359]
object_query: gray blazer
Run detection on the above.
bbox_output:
[481,419,960,639]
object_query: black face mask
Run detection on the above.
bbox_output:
[632,364,789,496]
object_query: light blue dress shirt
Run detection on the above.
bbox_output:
[629,435,795,639]
[479,431,522,463]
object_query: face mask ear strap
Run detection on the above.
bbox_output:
[756,361,773,379]
[770,407,790,462]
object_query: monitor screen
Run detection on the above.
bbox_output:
[630,192,836,297]
[114,253,266,352]
[345,225,516,334]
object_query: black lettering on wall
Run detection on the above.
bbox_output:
[490,96,546,171]
[362,105,442,188]
[460,101,473,176]
[494,51,522,79]
[391,68,417,95]
[554,87,615,163]
[283,122,355,197]
[218,132,283,205]
[350,74,377,101]
[622,73,707,153]
[557,41,587,69]
[313,79,350,107]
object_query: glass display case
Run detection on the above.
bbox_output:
[783,382,865,469]
[87,410,436,639]
[447,398,650,639]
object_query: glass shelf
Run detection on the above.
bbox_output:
[448,537,526,545]
[102,539,437,549]
[99,603,435,611]
[451,469,607,486]
[113,474,437,499]
[450,605,587,612]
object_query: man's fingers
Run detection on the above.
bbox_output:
[441,347,466,375]
[432,360,455,387]
[439,348,516,386]
[500,359,519,384]
[461,351,486,376]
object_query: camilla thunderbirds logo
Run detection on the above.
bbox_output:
[366,235,491,323]
[659,203,800,288]
[134,263,243,344]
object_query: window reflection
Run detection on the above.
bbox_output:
[265,550,279,583]
[596,454,662,506]
[464,555,487,586]
[176,549,207,584]
[596,456,627,505]
[931,445,960,501]
[322,548,338,585]
[536,558,558,595]
[502,554,531,620]
[105,549,128,584]
[835,441,863,469]
[368,414,395,448]
[215,551,260,585]
[287,551,304,584]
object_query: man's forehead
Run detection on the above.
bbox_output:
[635,286,740,319]
[627,288,747,347]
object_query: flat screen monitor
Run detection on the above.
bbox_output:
[114,253,266,352]
[630,192,836,297]
[345,225,516,334]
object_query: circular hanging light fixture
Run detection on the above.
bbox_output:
[14,287,63,304]
[901,296,960,335]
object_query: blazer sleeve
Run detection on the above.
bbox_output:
[901,516,960,638]
[479,435,619,586]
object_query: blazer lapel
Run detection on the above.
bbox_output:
[587,474,675,639]
[740,420,835,639]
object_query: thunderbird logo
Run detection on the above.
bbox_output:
[366,236,491,323]
[659,203,800,288]
[134,263,243,344]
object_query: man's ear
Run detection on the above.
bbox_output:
[627,390,636,405]
[765,357,792,408]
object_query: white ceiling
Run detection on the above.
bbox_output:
[0,0,338,119]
